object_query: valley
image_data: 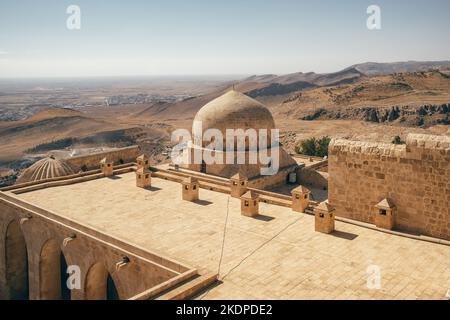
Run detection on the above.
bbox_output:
[0,61,449,177]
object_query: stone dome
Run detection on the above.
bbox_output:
[16,156,78,184]
[192,90,276,149]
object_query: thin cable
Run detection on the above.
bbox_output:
[220,216,302,281]
[199,195,230,300]
[217,196,230,276]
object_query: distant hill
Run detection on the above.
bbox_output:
[2,60,449,165]
[133,61,450,128]
[136,90,228,121]
[0,108,123,162]
[352,61,450,76]
[274,70,450,127]
[243,67,365,89]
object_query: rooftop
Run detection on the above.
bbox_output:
[15,171,450,299]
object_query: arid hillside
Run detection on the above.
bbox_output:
[133,70,449,128]
[274,71,450,126]
[1,62,449,170]
[0,108,125,163]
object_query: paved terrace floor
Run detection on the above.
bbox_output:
[17,172,450,300]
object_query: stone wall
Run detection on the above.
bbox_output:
[248,165,296,190]
[65,146,140,169]
[328,133,450,240]
[296,167,329,190]
[0,191,194,300]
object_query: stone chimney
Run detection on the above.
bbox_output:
[314,201,335,234]
[374,198,396,230]
[136,167,151,189]
[100,157,113,177]
[182,176,199,202]
[291,185,311,213]
[240,190,259,217]
[136,154,149,169]
[230,172,248,198]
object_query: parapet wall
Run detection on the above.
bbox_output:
[65,145,140,169]
[0,190,195,300]
[296,167,328,190]
[328,133,450,240]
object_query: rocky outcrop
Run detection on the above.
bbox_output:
[301,103,449,127]
[247,81,317,98]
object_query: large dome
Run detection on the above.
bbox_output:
[16,156,78,184]
[192,90,276,149]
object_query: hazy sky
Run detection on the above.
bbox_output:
[1,0,449,78]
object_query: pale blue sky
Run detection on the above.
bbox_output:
[0,0,449,77]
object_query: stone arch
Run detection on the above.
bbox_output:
[4,220,28,299]
[85,262,119,300]
[39,239,70,300]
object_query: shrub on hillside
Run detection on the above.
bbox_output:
[392,135,405,145]
[295,136,331,157]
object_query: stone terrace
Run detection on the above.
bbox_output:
[17,172,450,300]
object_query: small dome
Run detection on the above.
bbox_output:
[16,157,78,184]
[192,90,275,149]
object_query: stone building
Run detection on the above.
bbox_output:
[16,156,78,184]
[0,93,449,300]
[328,133,450,240]
[181,90,297,190]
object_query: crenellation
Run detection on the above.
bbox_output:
[329,133,450,240]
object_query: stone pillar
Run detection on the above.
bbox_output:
[136,168,151,189]
[230,173,248,198]
[100,157,113,177]
[374,198,396,230]
[291,185,311,213]
[182,177,199,202]
[136,154,149,169]
[314,201,335,234]
[240,191,259,217]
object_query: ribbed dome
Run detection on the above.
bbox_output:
[193,90,275,149]
[16,156,78,184]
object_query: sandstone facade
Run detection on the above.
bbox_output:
[328,133,450,240]
[65,146,140,169]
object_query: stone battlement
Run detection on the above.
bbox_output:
[328,133,450,240]
[330,139,406,157]
[65,145,141,169]
[330,133,450,158]
[406,133,450,150]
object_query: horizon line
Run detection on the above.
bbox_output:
[1,59,449,80]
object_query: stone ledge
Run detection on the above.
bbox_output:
[155,272,218,300]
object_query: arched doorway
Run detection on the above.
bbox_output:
[39,239,70,300]
[85,262,119,300]
[4,220,28,299]
[107,274,119,300]
[60,253,70,300]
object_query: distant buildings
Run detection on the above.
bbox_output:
[104,93,193,106]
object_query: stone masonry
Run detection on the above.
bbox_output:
[328,133,450,240]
